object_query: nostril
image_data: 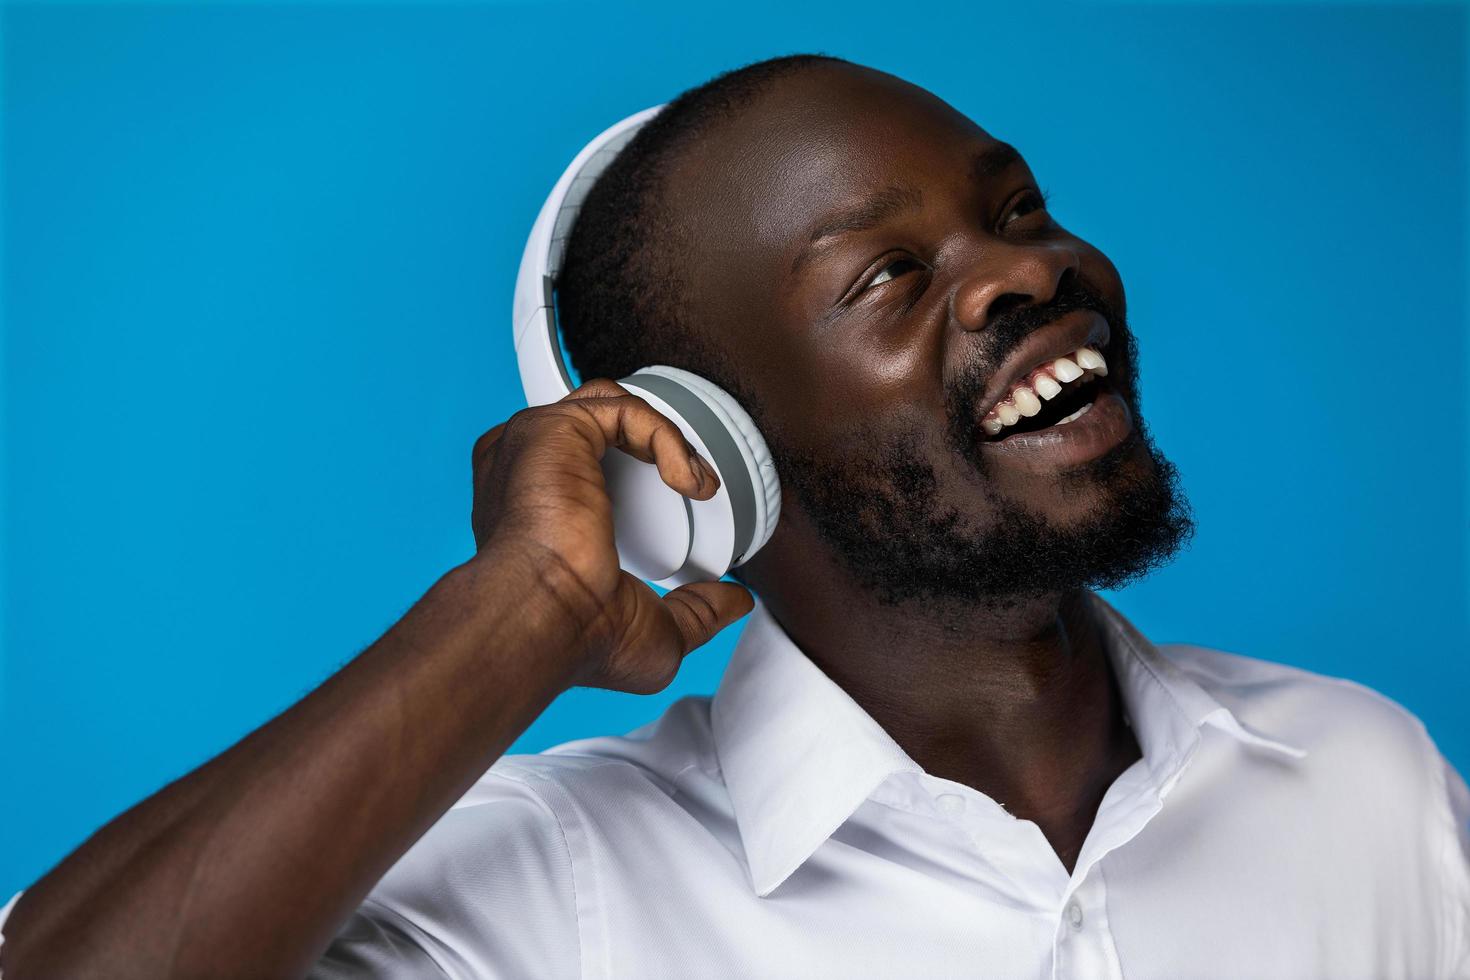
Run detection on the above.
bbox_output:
[986,293,1030,322]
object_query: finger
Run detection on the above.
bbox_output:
[660,580,756,656]
[475,374,625,468]
[562,395,721,501]
[472,421,510,468]
[563,377,631,401]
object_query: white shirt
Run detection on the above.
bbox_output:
[4,592,1468,978]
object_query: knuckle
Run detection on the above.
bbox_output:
[501,406,547,439]
[656,417,687,445]
[471,429,500,464]
[619,394,671,432]
[685,590,721,632]
[572,377,629,399]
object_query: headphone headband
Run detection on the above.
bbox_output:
[509,105,781,586]
[513,105,665,406]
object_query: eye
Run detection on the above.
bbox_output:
[866,256,925,290]
[1002,187,1053,227]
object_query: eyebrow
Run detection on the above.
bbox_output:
[807,184,924,246]
[970,141,1023,184]
[790,141,1027,277]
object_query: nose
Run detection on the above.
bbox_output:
[951,241,1082,333]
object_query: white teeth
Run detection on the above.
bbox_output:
[981,345,1109,441]
[1052,357,1084,383]
[1011,386,1042,417]
[1074,347,1106,373]
[1056,401,1094,426]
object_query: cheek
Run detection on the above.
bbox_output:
[809,316,940,420]
[762,288,949,454]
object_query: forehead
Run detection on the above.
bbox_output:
[664,65,1020,259]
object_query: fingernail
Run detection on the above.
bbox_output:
[688,452,706,492]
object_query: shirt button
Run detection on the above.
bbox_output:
[1066,901,1084,929]
[935,793,965,815]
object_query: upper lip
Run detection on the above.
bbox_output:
[975,310,1112,424]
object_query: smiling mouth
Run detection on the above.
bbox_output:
[979,346,1110,443]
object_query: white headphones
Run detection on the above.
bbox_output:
[512,105,781,588]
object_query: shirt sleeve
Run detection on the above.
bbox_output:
[1442,754,1470,979]
[309,768,583,980]
[1445,755,1470,862]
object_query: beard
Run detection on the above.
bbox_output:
[744,279,1196,610]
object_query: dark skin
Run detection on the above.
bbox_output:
[2,63,1161,977]
[669,63,1147,870]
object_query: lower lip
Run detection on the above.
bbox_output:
[979,385,1134,469]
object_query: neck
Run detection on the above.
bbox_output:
[746,540,1142,873]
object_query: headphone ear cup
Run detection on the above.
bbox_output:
[619,365,780,576]
[637,366,780,564]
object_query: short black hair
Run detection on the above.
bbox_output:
[556,53,851,415]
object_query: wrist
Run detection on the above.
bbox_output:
[455,544,607,688]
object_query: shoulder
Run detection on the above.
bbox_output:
[317,697,718,977]
[478,693,719,810]
[402,693,718,867]
[385,693,718,884]
[1159,642,1439,767]
[1160,641,1469,856]
[1158,643,1470,969]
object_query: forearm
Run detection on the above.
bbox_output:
[2,548,589,979]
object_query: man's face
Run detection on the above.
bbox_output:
[667,64,1194,608]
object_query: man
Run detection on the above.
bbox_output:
[2,54,1466,979]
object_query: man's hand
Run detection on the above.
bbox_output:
[469,378,755,693]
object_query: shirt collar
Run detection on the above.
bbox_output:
[709,591,1306,897]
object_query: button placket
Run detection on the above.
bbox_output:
[1052,866,1123,980]
[1066,901,1083,930]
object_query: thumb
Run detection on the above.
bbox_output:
[661,580,756,656]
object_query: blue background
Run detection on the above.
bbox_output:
[2,1,1466,898]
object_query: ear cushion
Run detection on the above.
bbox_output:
[635,365,781,566]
